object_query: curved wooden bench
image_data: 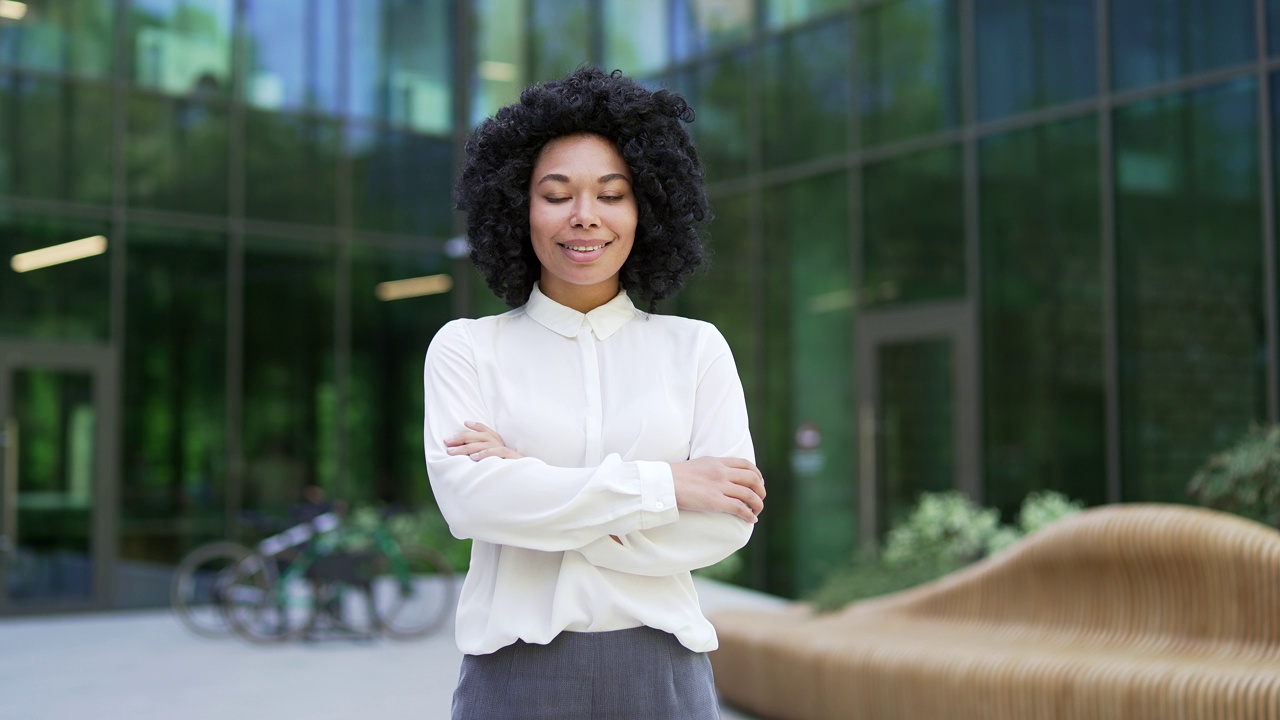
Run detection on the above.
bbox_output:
[709,504,1280,720]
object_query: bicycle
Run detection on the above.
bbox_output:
[170,512,287,639]
[219,507,456,643]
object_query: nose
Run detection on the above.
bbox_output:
[571,197,600,228]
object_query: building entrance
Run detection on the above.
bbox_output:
[857,303,979,545]
[0,341,117,614]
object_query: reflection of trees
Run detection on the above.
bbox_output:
[859,0,960,145]
[761,18,851,167]
[5,77,113,203]
[529,0,590,81]
[244,111,338,224]
[126,94,229,213]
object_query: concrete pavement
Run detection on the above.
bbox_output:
[0,577,785,720]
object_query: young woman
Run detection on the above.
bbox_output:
[423,67,765,720]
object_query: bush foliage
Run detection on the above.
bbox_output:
[1188,425,1280,529]
[808,490,1083,612]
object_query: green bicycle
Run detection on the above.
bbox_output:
[220,508,456,643]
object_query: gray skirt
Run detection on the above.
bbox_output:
[451,626,720,720]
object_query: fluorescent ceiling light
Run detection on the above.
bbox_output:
[375,274,453,301]
[479,61,517,83]
[0,1,28,20]
[10,235,108,273]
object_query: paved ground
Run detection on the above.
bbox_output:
[0,577,785,720]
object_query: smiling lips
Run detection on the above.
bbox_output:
[560,239,612,262]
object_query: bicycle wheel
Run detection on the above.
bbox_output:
[371,544,456,639]
[170,542,253,638]
[222,553,316,643]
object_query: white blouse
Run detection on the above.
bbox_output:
[422,283,755,655]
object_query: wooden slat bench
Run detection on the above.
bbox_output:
[709,504,1280,720]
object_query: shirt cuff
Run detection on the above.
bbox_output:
[636,460,678,530]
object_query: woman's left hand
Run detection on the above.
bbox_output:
[445,421,525,461]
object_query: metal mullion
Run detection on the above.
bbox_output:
[1098,0,1121,504]
[451,0,474,319]
[1259,0,1279,424]
[959,0,982,502]
[334,0,354,500]
[225,0,248,539]
[0,194,114,221]
[847,3,867,546]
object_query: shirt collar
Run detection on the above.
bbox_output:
[525,283,638,340]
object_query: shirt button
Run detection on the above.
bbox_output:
[655,502,665,510]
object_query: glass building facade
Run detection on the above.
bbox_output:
[0,0,1274,610]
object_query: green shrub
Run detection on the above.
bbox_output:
[808,490,1084,612]
[1188,425,1280,528]
[340,503,472,571]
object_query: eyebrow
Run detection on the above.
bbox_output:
[535,173,632,186]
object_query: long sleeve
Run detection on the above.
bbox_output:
[423,320,678,552]
[573,326,755,576]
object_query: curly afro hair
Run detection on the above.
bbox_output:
[454,67,711,310]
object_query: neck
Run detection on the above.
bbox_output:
[539,278,620,314]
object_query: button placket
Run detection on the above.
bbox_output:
[578,319,603,465]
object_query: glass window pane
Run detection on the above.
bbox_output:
[243,0,341,114]
[861,145,965,306]
[1115,79,1265,502]
[979,115,1106,515]
[603,0,669,77]
[764,172,857,593]
[471,0,526,125]
[878,338,955,532]
[122,225,227,564]
[0,0,115,77]
[530,0,591,82]
[1110,0,1254,92]
[9,368,96,604]
[673,0,755,60]
[1270,0,1280,57]
[129,0,235,97]
[762,17,850,169]
[766,0,850,30]
[245,111,339,225]
[242,235,336,514]
[693,50,752,182]
[858,0,960,147]
[975,0,1096,121]
[348,123,454,237]
[351,0,452,133]
[126,92,229,214]
[0,74,114,204]
[0,209,111,342]
[348,243,454,507]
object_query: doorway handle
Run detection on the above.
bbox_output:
[0,418,16,553]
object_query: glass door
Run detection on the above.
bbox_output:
[857,303,979,544]
[0,341,116,613]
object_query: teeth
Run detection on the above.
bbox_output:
[567,244,605,252]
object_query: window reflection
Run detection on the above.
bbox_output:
[0,0,115,77]
[122,225,227,562]
[243,0,340,114]
[351,0,452,133]
[979,116,1105,515]
[0,211,110,341]
[1115,79,1265,501]
[765,0,848,30]
[673,0,755,60]
[1110,0,1253,92]
[858,0,960,147]
[348,123,454,237]
[471,0,525,124]
[349,243,453,507]
[0,74,113,204]
[245,111,339,224]
[129,0,234,97]
[763,172,856,594]
[243,235,336,514]
[861,145,965,306]
[603,0,669,77]
[531,0,590,82]
[975,0,1096,121]
[126,92,229,214]
[762,17,850,169]
[694,51,752,182]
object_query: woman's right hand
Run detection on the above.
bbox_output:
[670,457,765,523]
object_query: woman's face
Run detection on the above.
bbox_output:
[528,133,637,312]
